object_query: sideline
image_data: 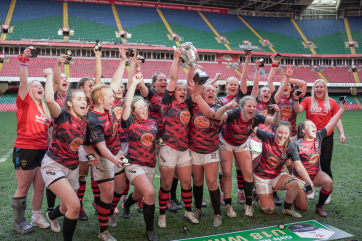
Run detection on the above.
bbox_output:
[0,149,12,162]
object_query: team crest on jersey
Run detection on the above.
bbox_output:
[193,116,211,129]
[178,110,191,125]
[140,133,155,147]
[260,110,270,117]
[233,133,248,140]
[112,106,123,120]
[69,137,84,152]
[281,106,292,116]
[267,157,279,166]
[21,160,27,167]
[111,122,118,137]
[308,154,320,164]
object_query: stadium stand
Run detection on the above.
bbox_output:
[0,0,11,26]
[6,0,63,41]
[330,94,361,110]
[0,89,17,112]
[116,6,170,46]
[347,17,362,54]
[160,9,227,50]
[295,19,349,54]
[322,67,355,83]
[68,2,118,42]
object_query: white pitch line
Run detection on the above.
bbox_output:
[337,143,362,149]
[0,149,12,163]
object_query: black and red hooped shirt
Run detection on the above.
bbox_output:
[219,89,245,106]
[54,91,66,110]
[146,89,164,138]
[161,89,194,152]
[85,109,121,156]
[121,116,158,167]
[292,128,327,180]
[250,93,276,142]
[254,129,299,179]
[278,96,297,136]
[47,109,87,170]
[111,97,127,143]
[221,109,266,146]
[188,104,221,154]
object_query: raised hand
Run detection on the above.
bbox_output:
[255,60,262,70]
[42,68,53,78]
[225,100,238,110]
[271,53,282,65]
[285,65,294,78]
[119,47,127,61]
[132,73,143,85]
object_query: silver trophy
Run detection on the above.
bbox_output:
[175,42,209,85]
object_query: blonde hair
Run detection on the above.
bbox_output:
[90,84,112,106]
[239,95,257,109]
[131,96,148,116]
[311,79,330,112]
[202,84,216,92]
[225,77,238,95]
[28,80,51,120]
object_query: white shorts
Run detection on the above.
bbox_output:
[254,172,288,195]
[78,145,88,162]
[121,142,128,156]
[190,149,220,166]
[158,145,192,168]
[291,135,297,142]
[219,133,249,153]
[292,173,306,189]
[41,154,79,190]
[248,137,262,155]
[125,164,156,184]
[91,149,125,184]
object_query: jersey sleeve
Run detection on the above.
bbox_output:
[317,128,328,141]
[300,96,310,110]
[53,109,71,125]
[253,112,267,127]
[161,89,174,105]
[185,96,196,110]
[270,91,276,104]
[288,142,301,162]
[256,128,274,142]
[87,114,105,145]
[16,92,30,108]
[237,88,246,99]
[144,88,152,101]
[121,116,133,128]
[226,108,240,121]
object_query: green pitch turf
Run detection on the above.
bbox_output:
[0,111,361,241]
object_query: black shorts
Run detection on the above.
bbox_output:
[13,148,47,170]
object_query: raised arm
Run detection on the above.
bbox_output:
[18,48,32,100]
[168,48,182,92]
[188,79,215,118]
[214,101,238,120]
[187,65,203,98]
[293,94,306,114]
[44,68,61,118]
[126,49,137,90]
[264,104,281,125]
[205,73,221,86]
[135,57,149,98]
[325,100,346,134]
[94,48,102,85]
[53,55,67,94]
[240,51,251,94]
[274,65,294,104]
[122,74,144,121]
[110,47,127,93]
[251,60,261,98]
[289,78,307,97]
[268,54,282,93]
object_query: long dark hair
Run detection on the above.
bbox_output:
[297,119,312,139]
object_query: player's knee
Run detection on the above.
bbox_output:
[205,178,218,191]
[261,205,275,215]
[145,189,156,201]
[223,172,232,180]
[325,178,333,190]
[68,199,81,215]
[193,177,204,187]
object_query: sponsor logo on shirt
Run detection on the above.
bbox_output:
[193,116,211,129]
[69,137,84,152]
[281,106,292,116]
[267,157,279,166]
[36,115,50,126]
[178,110,191,125]
[111,122,118,137]
[308,154,320,164]
[140,133,155,147]
[112,106,123,120]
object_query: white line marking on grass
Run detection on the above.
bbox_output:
[0,149,12,162]
[337,143,362,149]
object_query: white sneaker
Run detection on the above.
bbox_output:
[307,189,315,200]
[98,230,117,241]
[244,205,254,217]
[282,207,302,218]
[45,211,61,233]
[184,211,199,224]
[325,195,331,205]
[158,214,166,229]
[30,214,50,229]
[225,204,237,218]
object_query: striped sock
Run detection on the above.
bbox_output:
[158,187,170,215]
[181,188,193,212]
[78,181,86,207]
[91,178,101,205]
[317,188,333,207]
[219,173,223,192]
[122,179,130,196]
[98,201,111,233]
[236,170,244,190]
[110,192,122,215]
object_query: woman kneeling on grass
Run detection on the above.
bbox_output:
[121,74,159,241]
[42,68,98,240]
[293,99,347,217]
[253,120,312,218]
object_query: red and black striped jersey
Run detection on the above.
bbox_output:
[219,89,245,106]
[161,89,195,152]
[188,104,221,154]
[54,91,66,110]
[85,109,121,156]
[292,128,327,180]
[121,116,158,167]
[145,89,164,138]
[250,93,275,142]
[278,96,297,136]
[254,129,297,179]
[111,97,126,143]
[86,97,91,107]
[47,109,87,170]
[221,109,266,146]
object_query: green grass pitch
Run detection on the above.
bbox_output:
[0,111,361,241]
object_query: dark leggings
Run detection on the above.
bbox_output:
[320,132,334,179]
